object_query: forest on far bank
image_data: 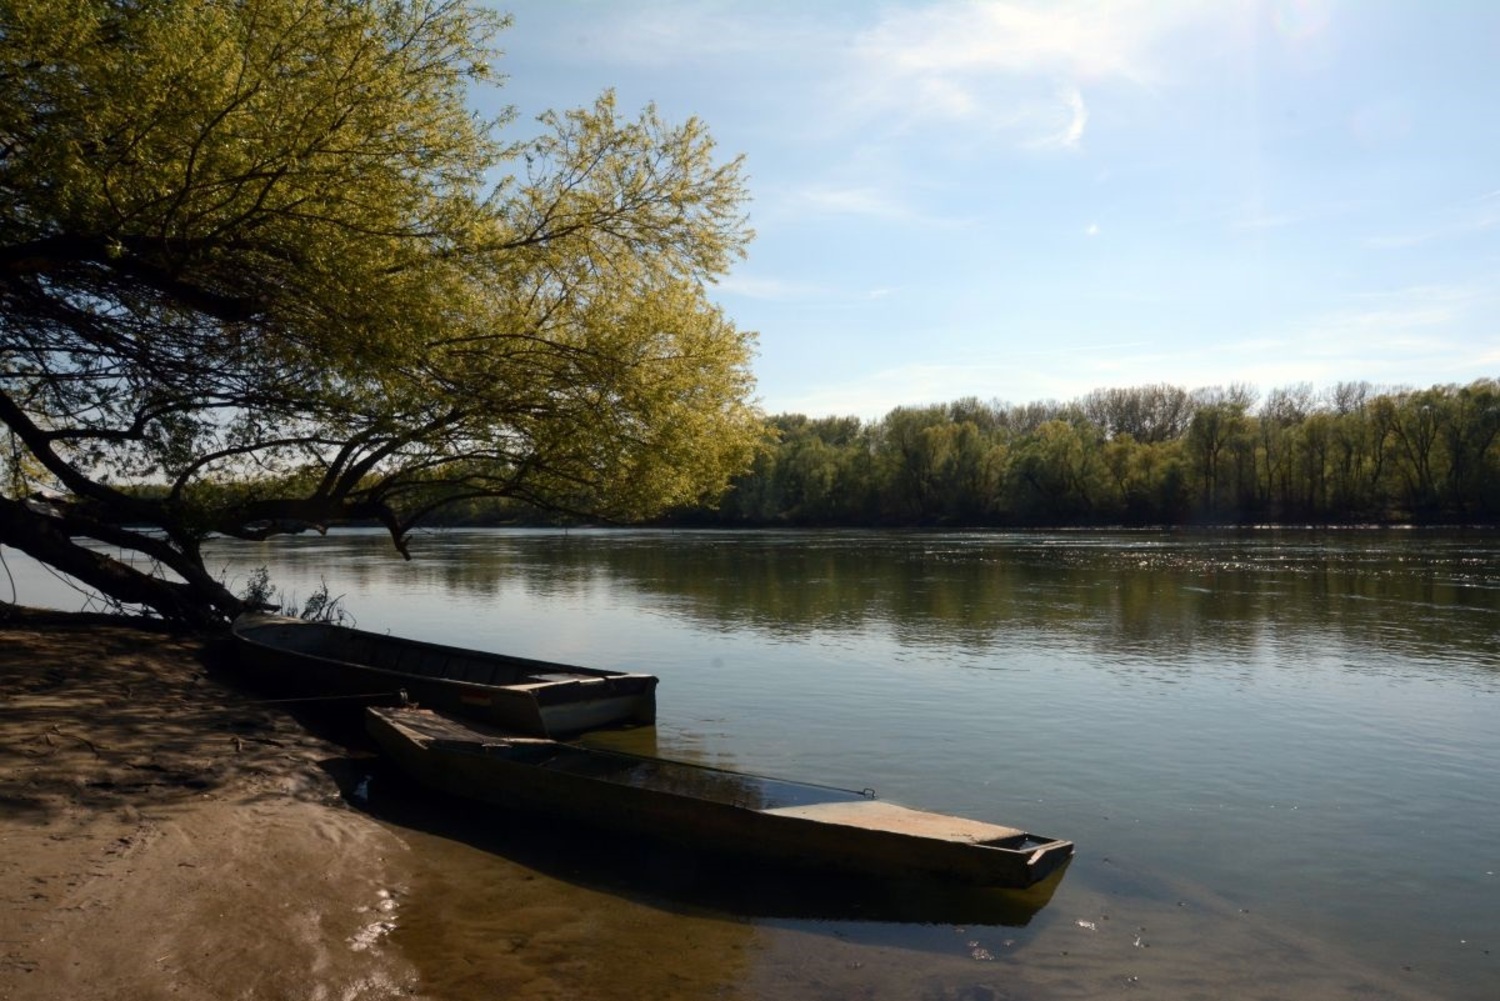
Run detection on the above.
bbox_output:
[713,378,1500,527]
[437,377,1500,528]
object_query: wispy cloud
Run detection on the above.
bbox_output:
[767,344,1155,418]
[765,280,1499,417]
[548,3,826,67]
[1366,191,1500,249]
[843,0,1220,148]
[1246,283,1500,386]
[1232,212,1300,232]
[796,185,907,219]
[854,1,1165,83]
[1112,285,1500,392]
[1324,283,1485,325]
[785,184,974,227]
[769,363,1011,420]
[716,273,827,302]
[1024,85,1090,150]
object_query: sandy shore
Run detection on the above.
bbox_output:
[0,611,414,1001]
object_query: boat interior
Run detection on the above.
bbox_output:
[247,619,623,687]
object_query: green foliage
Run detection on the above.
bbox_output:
[699,379,1500,528]
[0,0,762,622]
[289,580,349,625]
[236,567,348,623]
[238,567,276,611]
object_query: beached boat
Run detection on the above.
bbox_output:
[365,706,1074,888]
[230,613,657,737]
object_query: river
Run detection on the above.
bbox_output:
[8,527,1498,999]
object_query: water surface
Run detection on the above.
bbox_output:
[8,528,1497,999]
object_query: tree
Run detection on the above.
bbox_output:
[872,405,951,520]
[1081,384,1194,443]
[1257,383,1314,516]
[0,0,762,625]
[1187,384,1256,515]
[1325,381,1378,516]
[1440,380,1500,516]
[1006,419,1100,521]
[1380,389,1445,516]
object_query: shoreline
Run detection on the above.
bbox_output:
[0,613,415,1000]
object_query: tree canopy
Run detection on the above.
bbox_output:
[0,0,764,624]
[699,379,1500,529]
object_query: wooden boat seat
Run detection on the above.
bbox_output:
[760,800,1026,844]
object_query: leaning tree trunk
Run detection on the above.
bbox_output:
[0,495,240,628]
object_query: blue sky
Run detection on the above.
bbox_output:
[485,1,1500,419]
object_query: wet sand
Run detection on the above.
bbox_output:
[0,611,1465,1000]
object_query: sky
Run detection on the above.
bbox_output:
[483,0,1500,419]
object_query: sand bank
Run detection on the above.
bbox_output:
[0,613,413,1000]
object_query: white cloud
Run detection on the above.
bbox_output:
[1319,284,1484,330]
[1018,85,1090,150]
[766,347,1153,418]
[761,280,1500,417]
[844,0,1222,147]
[548,3,825,67]
[1232,213,1299,232]
[716,273,827,301]
[856,1,1160,82]
[1059,86,1089,147]
[797,185,907,219]
[515,1,1229,153]
[785,184,974,228]
[768,363,1006,419]
[1215,283,1500,388]
[1366,191,1500,249]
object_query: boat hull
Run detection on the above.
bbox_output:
[231,614,656,737]
[366,707,1073,889]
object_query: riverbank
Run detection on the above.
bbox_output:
[0,611,414,1000]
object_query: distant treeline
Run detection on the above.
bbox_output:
[684,379,1500,527]
[132,374,1495,532]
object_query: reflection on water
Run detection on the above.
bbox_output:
[358,757,1063,932]
[224,527,1500,679]
[7,527,1499,999]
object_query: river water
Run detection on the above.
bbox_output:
[8,528,1498,999]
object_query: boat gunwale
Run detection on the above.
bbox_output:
[372,707,1073,862]
[230,612,656,690]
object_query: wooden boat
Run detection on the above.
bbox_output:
[366,706,1074,888]
[230,613,656,737]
